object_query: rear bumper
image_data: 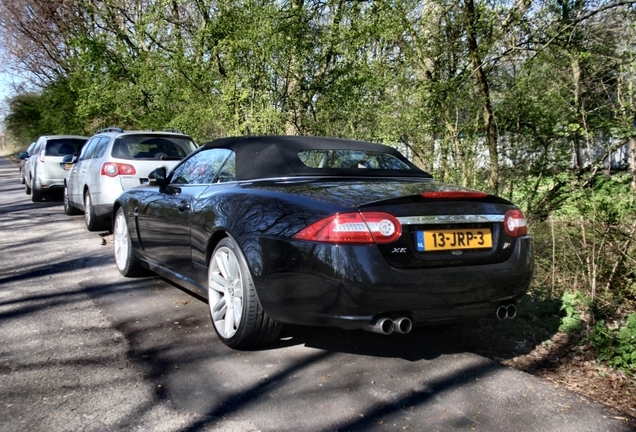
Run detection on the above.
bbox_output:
[249,236,533,329]
[35,175,65,190]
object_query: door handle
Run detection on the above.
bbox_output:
[177,200,190,212]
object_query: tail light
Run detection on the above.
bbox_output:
[101,162,137,177]
[504,209,528,237]
[421,191,488,199]
[293,212,402,244]
[38,147,46,162]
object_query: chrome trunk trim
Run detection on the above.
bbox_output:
[397,214,504,225]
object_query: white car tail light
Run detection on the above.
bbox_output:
[101,162,137,177]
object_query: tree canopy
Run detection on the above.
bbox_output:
[1,0,635,201]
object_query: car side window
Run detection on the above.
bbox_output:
[32,139,44,155]
[94,137,111,159]
[171,149,233,185]
[79,137,99,160]
[215,152,236,183]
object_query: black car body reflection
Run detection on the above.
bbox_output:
[113,136,533,348]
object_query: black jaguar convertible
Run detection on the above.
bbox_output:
[113,136,533,348]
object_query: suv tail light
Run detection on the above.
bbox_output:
[293,212,402,244]
[38,147,46,162]
[101,162,137,177]
[504,209,528,237]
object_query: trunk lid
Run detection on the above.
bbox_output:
[116,160,182,190]
[254,177,523,269]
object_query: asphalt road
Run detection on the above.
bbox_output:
[0,155,633,432]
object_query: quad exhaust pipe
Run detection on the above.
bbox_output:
[496,304,517,320]
[363,305,517,334]
[393,317,413,334]
[364,317,413,335]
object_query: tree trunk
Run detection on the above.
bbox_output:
[463,0,499,193]
[630,135,636,192]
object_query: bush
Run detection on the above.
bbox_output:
[590,314,636,374]
[558,290,589,334]
[529,172,636,307]
[521,171,636,375]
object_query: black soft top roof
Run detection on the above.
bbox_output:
[200,135,431,181]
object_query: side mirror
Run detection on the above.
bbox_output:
[148,166,169,187]
[60,154,76,170]
[18,152,29,160]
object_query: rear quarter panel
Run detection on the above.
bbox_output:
[188,185,347,276]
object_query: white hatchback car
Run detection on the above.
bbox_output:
[25,135,89,202]
[63,128,198,231]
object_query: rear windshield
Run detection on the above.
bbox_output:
[45,138,87,156]
[111,135,197,160]
[298,149,412,170]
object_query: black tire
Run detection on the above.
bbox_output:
[207,237,282,349]
[31,182,43,202]
[113,207,147,277]
[20,168,25,184]
[64,184,82,215]
[25,180,31,195]
[84,190,106,231]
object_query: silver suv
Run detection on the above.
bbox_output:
[25,135,89,202]
[63,127,198,231]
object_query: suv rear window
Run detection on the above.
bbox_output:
[45,139,87,156]
[112,135,197,160]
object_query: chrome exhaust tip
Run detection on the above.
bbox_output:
[393,317,413,334]
[364,317,394,335]
[496,304,517,320]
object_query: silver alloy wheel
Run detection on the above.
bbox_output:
[113,210,129,272]
[64,186,71,212]
[208,246,244,339]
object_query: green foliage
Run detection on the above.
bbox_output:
[4,93,42,147]
[525,169,636,375]
[558,290,589,334]
[3,0,635,178]
[590,314,636,374]
[4,80,86,148]
[552,173,635,225]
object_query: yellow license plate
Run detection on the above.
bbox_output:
[417,228,492,251]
